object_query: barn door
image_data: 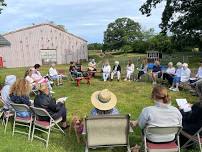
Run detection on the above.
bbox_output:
[40,49,57,65]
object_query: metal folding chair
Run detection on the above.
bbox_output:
[0,97,14,133]
[181,127,202,151]
[10,103,33,140]
[143,126,182,152]
[84,114,131,152]
[30,106,65,148]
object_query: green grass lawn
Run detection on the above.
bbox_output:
[0,52,200,152]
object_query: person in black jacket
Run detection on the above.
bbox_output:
[110,61,121,81]
[34,83,68,129]
[180,82,202,148]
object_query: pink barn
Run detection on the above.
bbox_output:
[0,23,88,68]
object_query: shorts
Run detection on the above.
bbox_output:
[173,77,181,83]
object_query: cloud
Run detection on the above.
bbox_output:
[0,0,165,43]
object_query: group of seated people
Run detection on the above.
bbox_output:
[1,60,202,150]
[91,85,202,150]
[102,59,135,81]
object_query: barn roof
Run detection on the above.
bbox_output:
[0,34,11,47]
[3,23,87,42]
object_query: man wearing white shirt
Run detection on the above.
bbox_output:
[49,63,63,85]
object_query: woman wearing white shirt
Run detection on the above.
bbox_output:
[102,60,111,82]
[180,63,191,83]
[163,62,176,85]
[124,60,134,81]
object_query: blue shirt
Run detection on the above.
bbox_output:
[91,108,119,116]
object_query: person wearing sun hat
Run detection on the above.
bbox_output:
[90,89,119,115]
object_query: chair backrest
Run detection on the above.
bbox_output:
[85,114,130,148]
[30,106,51,118]
[145,125,182,137]
[10,103,31,113]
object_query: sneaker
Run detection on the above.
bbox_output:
[169,87,174,90]
[152,81,157,85]
[50,90,55,94]
[124,78,127,81]
[172,88,179,92]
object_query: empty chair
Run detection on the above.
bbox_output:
[30,106,65,148]
[10,103,33,140]
[84,114,131,152]
[143,126,182,152]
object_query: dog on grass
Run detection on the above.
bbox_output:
[69,114,84,143]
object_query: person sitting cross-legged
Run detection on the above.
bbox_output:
[131,86,182,144]
[90,89,119,116]
[111,61,121,81]
[49,63,63,85]
[34,83,68,129]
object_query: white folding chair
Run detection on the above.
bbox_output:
[10,103,33,140]
[0,97,14,133]
[30,106,65,148]
[143,126,182,152]
[84,114,131,152]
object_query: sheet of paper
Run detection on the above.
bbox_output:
[176,99,191,112]
[56,97,68,103]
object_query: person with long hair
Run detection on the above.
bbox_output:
[136,59,148,80]
[9,79,32,117]
[137,86,182,143]
[124,59,135,81]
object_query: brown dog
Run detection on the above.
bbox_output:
[69,115,84,143]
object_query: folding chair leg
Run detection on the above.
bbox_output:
[28,122,32,140]
[4,117,9,133]
[197,134,202,152]
[85,144,89,152]
[55,123,65,134]
[46,128,51,148]
[12,118,16,136]
[31,124,35,142]
[127,145,131,152]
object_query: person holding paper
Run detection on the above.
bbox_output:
[163,62,176,85]
[179,84,202,148]
[34,83,68,129]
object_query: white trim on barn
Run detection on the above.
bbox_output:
[0,23,88,68]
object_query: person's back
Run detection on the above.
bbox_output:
[1,75,16,110]
[138,86,182,143]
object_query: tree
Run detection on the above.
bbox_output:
[88,43,103,50]
[148,34,172,53]
[104,17,143,51]
[0,0,6,14]
[140,0,202,50]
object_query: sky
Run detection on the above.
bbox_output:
[0,0,165,43]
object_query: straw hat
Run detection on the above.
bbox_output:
[91,89,117,111]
